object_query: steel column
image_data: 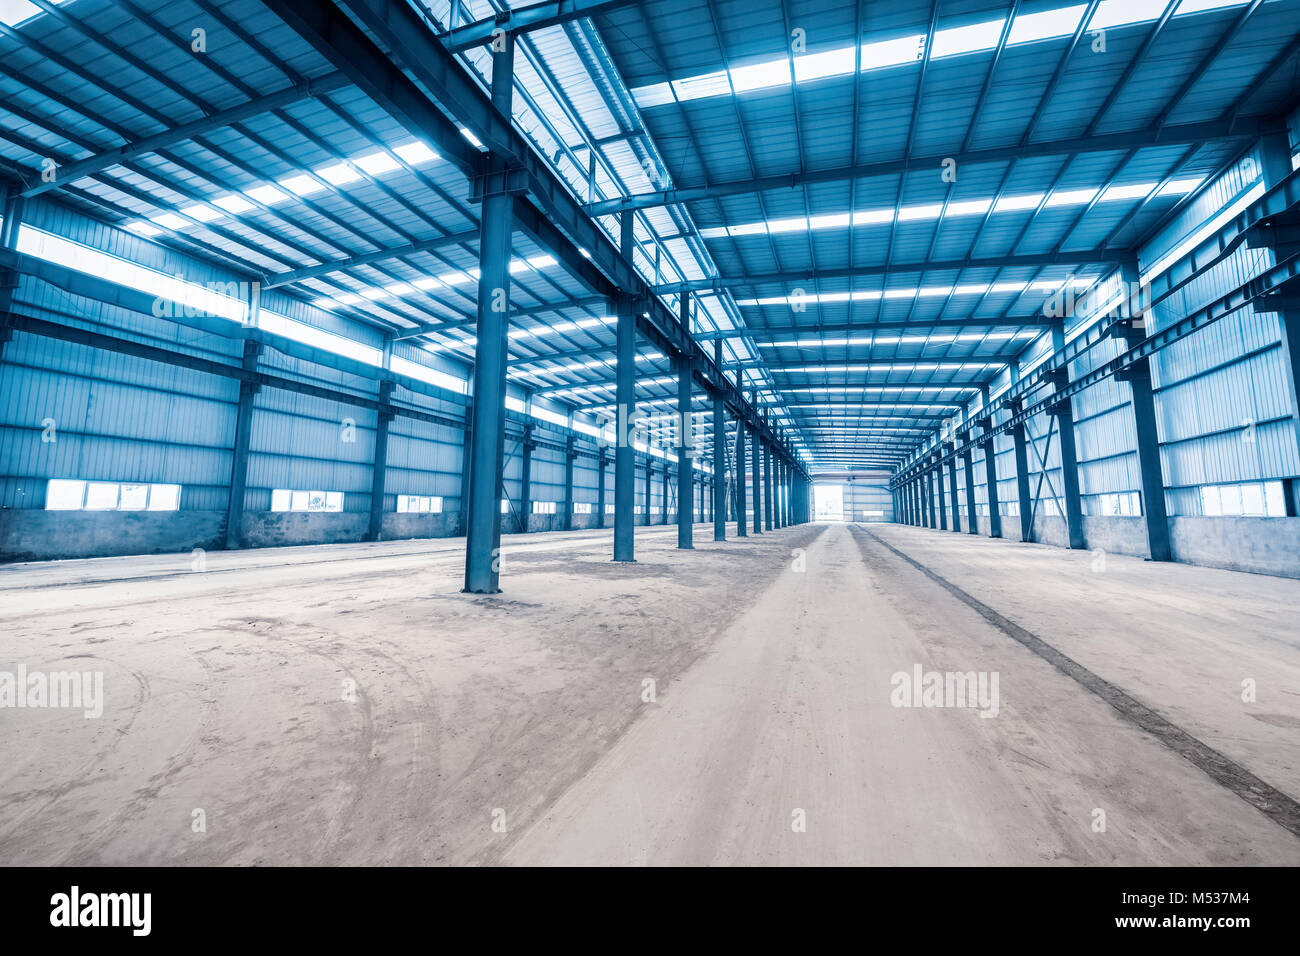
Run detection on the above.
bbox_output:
[519,423,534,533]
[712,342,726,541]
[1116,261,1172,560]
[562,434,575,532]
[1010,401,1034,542]
[764,443,774,530]
[963,447,979,535]
[980,419,1002,538]
[1047,321,1085,550]
[613,213,636,562]
[462,34,517,593]
[947,448,961,533]
[750,423,762,535]
[366,378,394,542]
[1261,129,1300,515]
[734,416,748,536]
[937,458,949,530]
[597,449,607,529]
[224,340,262,550]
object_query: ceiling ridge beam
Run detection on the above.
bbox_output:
[585,116,1281,217]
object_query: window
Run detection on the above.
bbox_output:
[573,502,592,515]
[271,489,344,513]
[1200,481,1286,517]
[532,501,557,515]
[45,479,181,511]
[500,498,510,514]
[396,495,443,514]
[1090,491,1142,517]
[605,503,615,514]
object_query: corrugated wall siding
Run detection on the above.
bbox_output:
[1,200,707,560]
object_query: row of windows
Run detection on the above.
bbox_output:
[396,495,443,514]
[915,480,1289,519]
[1088,491,1143,516]
[46,479,181,512]
[1200,480,1287,517]
[270,489,344,513]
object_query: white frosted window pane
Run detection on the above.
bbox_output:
[148,484,180,511]
[118,484,149,510]
[85,482,120,510]
[45,479,86,510]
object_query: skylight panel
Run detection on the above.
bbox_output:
[632,83,676,109]
[278,173,328,197]
[897,203,944,222]
[213,193,256,214]
[354,151,401,176]
[853,208,894,226]
[1044,187,1099,206]
[931,18,1005,58]
[1176,0,1249,11]
[125,222,161,237]
[1158,177,1205,195]
[150,212,187,230]
[1088,0,1171,31]
[808,212,853,229]
[315,162,361,186]
[393,141,439,165]
[860,34,926,70]
[994,192,1044,212]
[728,58,792,93]
[945,198,994,217]
[179,203,222,223]
[412,277,441,290]
[672,71,732,101]
[1008,5,1087,44]
[245,184,290,206]
[1101,182,1156,201]
[793,45,858,82]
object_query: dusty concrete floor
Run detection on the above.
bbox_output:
[1,521,1297,866]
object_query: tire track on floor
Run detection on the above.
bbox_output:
[850,524,1300,841]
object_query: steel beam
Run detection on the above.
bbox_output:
[441,0,640,54]
[21,73,350,200]
[587,117,1277,217]
[265,230,479,288]
[657,250,1127,296]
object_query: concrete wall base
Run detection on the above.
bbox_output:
[1,509,626,562]
[897,513,1300,579]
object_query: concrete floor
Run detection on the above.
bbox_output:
[1,522,1297,865]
